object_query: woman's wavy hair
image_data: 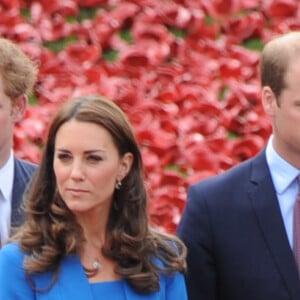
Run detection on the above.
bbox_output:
[16,95,186,293]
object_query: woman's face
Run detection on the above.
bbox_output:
[53,119,132,217]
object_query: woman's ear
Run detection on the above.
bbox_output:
[261,86,277,117]
[11,95,27,123]
[118,152,134,180]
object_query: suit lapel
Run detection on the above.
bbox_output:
[11,158,28,227]
[11,158,37,228]
[249,151,300,298]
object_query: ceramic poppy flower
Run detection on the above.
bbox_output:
[262,0,299,18]
[6,0,296,232]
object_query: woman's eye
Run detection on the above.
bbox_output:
[57,153,71,161]
[87,155,102,162]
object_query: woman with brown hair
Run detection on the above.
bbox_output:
[0,95,187,299]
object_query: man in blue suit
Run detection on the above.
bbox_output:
[0,38,38,246]
[177,31,300,299]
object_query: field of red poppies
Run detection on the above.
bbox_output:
[3,0,300,232]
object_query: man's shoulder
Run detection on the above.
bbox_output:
[190,150,266,193]
[14,157,37,175]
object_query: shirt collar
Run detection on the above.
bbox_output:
[0,150,14,202]
[266,135,300,195]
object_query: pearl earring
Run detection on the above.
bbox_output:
[115,179,122,190]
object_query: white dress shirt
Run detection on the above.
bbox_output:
[0,151,14,245]
[266,136,300,249]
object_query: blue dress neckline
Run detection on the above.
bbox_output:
[90,279,126,300]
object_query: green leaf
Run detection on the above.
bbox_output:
[119,29,133,44]
[205,15,215,25]
[242,38,264,51]
[219,85,229,101]
[227,131,240,139]
[168,26,186,39]
[43,35,78,53]
[28,93,38,106]
[103,49,119,61]
[78,7,99,21]
[20,8,31,21]
[165,164,187,178]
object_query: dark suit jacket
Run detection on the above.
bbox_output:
[11,157,37,229]
[177,150,300,300]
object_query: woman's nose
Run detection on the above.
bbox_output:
[70,162,85,180]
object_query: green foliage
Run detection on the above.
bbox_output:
[243,38,264,51]
[165,164,187,178]
[168,26,186,39]
[119,29,133,44]
[43,35,78,53]
[77,7,99,22]
[103,49,119,61]
[227,131,240,139]
[219,86,229,101]
[20,8,31,21]
[205,15,215,25]
[28,93,38,105]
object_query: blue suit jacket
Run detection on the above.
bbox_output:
[11,157,37,228]
[0,243,187,299]
[177,150,300,300]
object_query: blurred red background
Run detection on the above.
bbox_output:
[3,0,299,232]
